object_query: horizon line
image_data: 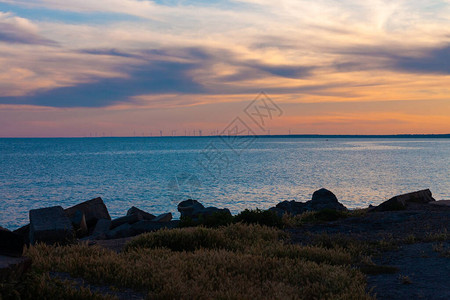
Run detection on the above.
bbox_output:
[1,134,450,139]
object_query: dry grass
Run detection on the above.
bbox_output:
[282,208,369,227]
[16,224,373,299]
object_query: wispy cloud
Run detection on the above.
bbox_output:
[0,0,449,135]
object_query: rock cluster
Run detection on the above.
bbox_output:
[269,188,347,216]
[177,199,232,220]
[10,197,176,245]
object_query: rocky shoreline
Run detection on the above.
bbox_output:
[1,188,449,299]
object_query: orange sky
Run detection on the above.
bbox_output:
[0,0,449,136]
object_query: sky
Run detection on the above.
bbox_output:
[0,0,449,137]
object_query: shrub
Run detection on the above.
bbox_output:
[179,210,234,228]
[22,223,372,299]
[234,209,283,228]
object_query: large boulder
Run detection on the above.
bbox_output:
[127,206,156,221]
[0,228,24,257]
[110,214,142,230]
[106,223,133,239]
[370,189,436,212]
[29,206,74,245]
[88,219,111,240]
[192,207,232,219]
[177,199,205,218]
[13,224,30,245]
[65,197,111,228]
[0,255,32,282]
[69,210,88,238]
[152,213,172,223]
[305,188,347,211]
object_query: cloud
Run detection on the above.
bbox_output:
[0,12,56,45]
[394,45,450,74]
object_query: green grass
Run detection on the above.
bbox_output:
[7,224,373,299]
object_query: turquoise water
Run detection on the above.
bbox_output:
[1,137,449,229]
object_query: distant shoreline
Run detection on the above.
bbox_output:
[1,134,450,139]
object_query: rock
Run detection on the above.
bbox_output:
[90,219,111,240]
[110,214,142,230]
[29,206,74,245]
[0,230,24,257]
[13,224,30,245]
[0,226,8,232]
[0,255,32,282]
[65,197,111,228]
[69,210,88,238]
[275,200,306,215]
[370,189,436,212]
[127,206,156,220]
[152,213,172,223]
[178,199,205,218]
[193,207,232,219]
[106,223,133,239]
[268,207,286,218]
[131,220,179,234]
[430,200,450,207]
[305,188,347,211]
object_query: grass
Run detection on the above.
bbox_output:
[282,208,368,227]
[4,223,373,299]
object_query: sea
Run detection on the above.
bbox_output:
[1,137,449,229]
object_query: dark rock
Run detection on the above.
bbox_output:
[110,214,142,229]
[106,223,133,239]
[152,213,172,222]
[0,226,8,232]
[268,207,286,218]
[127,206,156,220]
[65,197,111,228]
[0,230,24,257]
[90,219,111,240]
[13,224,30,245]
[370,189,436,212]
[430,200,450,207]
[29,206,74,245]
[178,199,205,218]
[0,255,32,282]
[306,188,347,211]
[275,200,306,215]
[193,207,232,219]
[69,210,88,238]
[131,220,179,234]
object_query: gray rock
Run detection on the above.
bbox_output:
[127,206,156,220]
[106,223,133,239]
[13,224,30,245]
[29,206,74,245]
[90,219,111,240]
[131,220,179,234]
[305,188,347,211]
[0,229,24,257]
[193,207,232,219]
[152,213,172,223]
[370,189,436,212]
[70,210,88,238]
[110,214,142,230]
[178,199,205,218]
[0,255,32,282]
[65,197,111,228]
[430,200,450,207]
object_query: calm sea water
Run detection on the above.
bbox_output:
[1,137,449,229]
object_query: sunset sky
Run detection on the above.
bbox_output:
[0,0,449,137]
